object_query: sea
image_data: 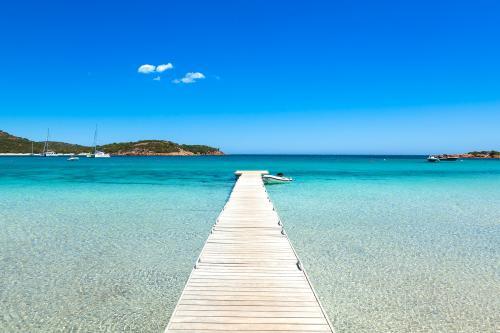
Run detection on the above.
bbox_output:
[0,155,498,332]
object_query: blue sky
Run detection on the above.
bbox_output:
[0,0,499,154]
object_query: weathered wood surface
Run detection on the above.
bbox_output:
[165,171,334,332]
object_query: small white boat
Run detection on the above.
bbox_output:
[67,156,79,161]
[263,173,293,184]
[437,155,458,161]
[93,150,110,158]
[427,155,440,162]
[43,151,58,157]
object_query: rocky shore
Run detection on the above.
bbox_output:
[111,149,224,156]
[441,151,500,159]
[457,153,499,159]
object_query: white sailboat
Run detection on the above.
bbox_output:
[88,125,110,158]
[93,150,110,158]
[42,129,58,157]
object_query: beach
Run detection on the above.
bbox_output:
[0,156,499,332]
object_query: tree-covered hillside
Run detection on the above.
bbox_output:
[0,130,89,154]
[100,140,222,155]
[0,130,222,155]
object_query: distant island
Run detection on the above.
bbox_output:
[464,151,500,159]
[440,151,500,159]
[0,130,223,156]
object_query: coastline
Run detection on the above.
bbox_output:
[0,151,225,157]
[110,149,224,156]
[3,153,500,158]
[0,130,224,156]
[454,154,500,159]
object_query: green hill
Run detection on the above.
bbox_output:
[0,130,89,154]
[0,130,223,155]
[100,140,222,155]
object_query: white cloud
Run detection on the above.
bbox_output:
[156,63,173,72]
[173,72,206,84]
[138,64,156,74]
[153,76,161,81]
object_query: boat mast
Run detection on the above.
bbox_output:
[43,128,50,155]
[93,125,98,154]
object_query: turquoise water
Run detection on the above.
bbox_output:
[0,156,499,332]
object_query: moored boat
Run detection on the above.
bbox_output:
[263,173,293,184]
[93,150,110,158]
[41,129,59,157]
[88,125,111,158]
[427,155,440,162]
[438,155,458,161]
[43,151,58,157]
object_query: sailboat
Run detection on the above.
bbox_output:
[88,125,110,158]
[42,129,58,157]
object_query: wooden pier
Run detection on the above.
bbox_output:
[165,170,334,332]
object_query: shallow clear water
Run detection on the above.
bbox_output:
[0,156,499,332]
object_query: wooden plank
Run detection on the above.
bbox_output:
[182,286,314,292]
[171,317,328,324]
[181,291,316,297]
[168,323,331,331]
[179,295,316,302]
[189,275,305,279]
[174,310,324,318]
[178,300,320,307]
[176,305,324,312]
[168,331,329,333]
[165,171,334,333]
[186,282,310,288]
